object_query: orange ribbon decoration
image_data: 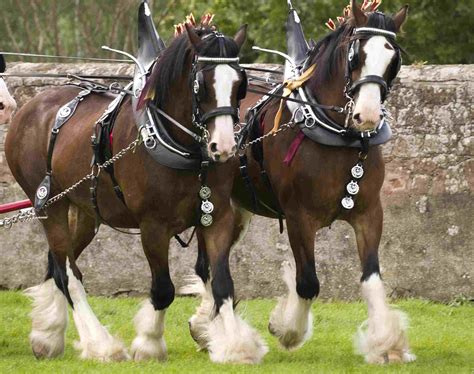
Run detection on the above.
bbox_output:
[272,64,316,134]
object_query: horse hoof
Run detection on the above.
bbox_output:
[188,319,209,351]
[30,332,65,359]
[75,338,130,362]
[131,336,167,362]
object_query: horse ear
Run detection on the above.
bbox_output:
[233,24,248,51]
[185,22,203,51]
[393,5,409,32]
[351,0,368,27]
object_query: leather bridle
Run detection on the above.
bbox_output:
[344,26,402,111]
[190,55,246,149]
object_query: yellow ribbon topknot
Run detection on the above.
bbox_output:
[272,64,316,134]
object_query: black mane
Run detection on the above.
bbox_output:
[309,11,398,85]
[153,27,239,107]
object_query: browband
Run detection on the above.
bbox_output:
[196,57,240,64]
[354,27,396,39]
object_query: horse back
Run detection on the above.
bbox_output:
[4,86,115,201]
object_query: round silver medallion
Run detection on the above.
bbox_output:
[341,196,355,210]
[199,186,211,200]
[59,106,72,118]
[36,186,48,200]
[351,164,364,179]
[200,214,213,227]
[201,200,214,214]
[346,181,360,195]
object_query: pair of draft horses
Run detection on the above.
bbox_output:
[4,0,415,365]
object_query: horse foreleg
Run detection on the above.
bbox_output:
[350,201,416,364]
[201,206,267,364]
[183,207,253,351]
[131,220,173,361]
[268,214,319,350]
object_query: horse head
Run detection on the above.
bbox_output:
[186,24,247,162]
[0,55,17,124]
[141,22,247,163]
[306,0,408,133]
[346,0,408,131]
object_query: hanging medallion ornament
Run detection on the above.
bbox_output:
[346,180,360,195]
[351,164,364,179]
[341,196,355,210]
[341,156,367,210]
[199,185,214,227]
[199,185,211,200]
[201,200,214,214]
[200,213,213,227]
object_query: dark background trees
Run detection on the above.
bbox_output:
[1,0,472,65]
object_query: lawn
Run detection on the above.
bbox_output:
[0,291,472,373]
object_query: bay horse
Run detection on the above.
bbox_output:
[0,54,17,123]
[5,23,267,363]
[190,0,415,364]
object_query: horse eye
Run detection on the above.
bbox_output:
[384,42,394,50]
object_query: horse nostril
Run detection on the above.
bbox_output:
[0,103,4,110]
[353,113,361,122]
[210,142,218,153]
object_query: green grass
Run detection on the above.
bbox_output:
[0,291,473,373]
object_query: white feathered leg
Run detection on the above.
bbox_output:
[180,276,214,351]
[268,262,313,350]
[131,299,167,361]
[207,298,268,364]
[66,263,129,362]
[355,273,416,364]
[24,279,68,358]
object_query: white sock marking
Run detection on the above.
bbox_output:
[356,273,415,364]
[131,299,167,361]
[24,279,68,358]
[65,261,128,361]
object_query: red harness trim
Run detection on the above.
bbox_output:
[0,199,32,214]
[284,131,305,166]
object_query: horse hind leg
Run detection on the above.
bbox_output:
[268,215,318,350]
[351,201,416,364]
[24,250,69,359]
[24,201,73,359]
[27,202,129,361]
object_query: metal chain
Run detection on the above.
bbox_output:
[0,138,141,229]
[238,120,295,152]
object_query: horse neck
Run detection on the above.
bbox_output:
[160,58,195,146]
[308,62,347,125]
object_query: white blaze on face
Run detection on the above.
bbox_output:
[353,36,395,129]
[209,64,239,162]
[0,78,17,124]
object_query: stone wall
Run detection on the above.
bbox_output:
[0,63,472,301]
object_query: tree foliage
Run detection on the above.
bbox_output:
[0,0,471,65]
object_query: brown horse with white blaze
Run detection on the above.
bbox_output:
[5,23,267,363]
[192,0,415,364]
